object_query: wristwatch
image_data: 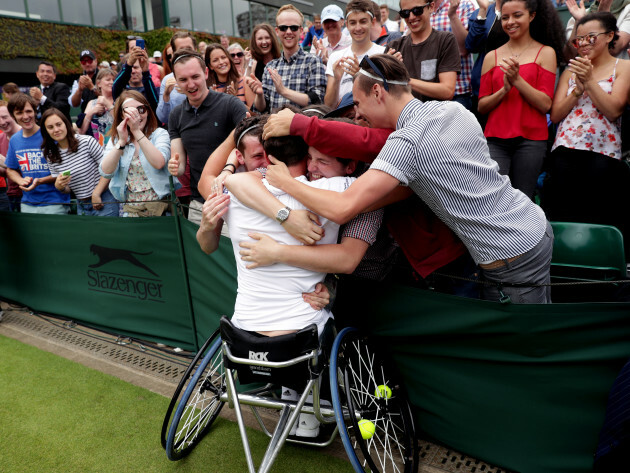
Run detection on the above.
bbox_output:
[275,206,291,224]
[115,141,126,150]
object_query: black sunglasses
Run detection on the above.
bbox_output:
[277,24,300,32]
[230,52,245,58]
[399,3,431,18]
[123,105,147,115]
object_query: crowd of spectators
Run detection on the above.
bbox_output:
[1,0,629,302]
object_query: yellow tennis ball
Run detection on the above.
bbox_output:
[358,419,375,439]
[375,384,392,399]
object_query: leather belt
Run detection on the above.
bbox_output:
[479,253,523,270]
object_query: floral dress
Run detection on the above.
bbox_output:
[552,59,621,159]
[124,152,160,217]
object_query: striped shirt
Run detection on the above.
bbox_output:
[47,134,104,200]
[370,99,546,264]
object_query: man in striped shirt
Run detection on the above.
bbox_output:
[264,54,554,304]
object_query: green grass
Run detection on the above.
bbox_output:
[0,335,353,473]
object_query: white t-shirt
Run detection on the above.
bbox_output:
[326,43,386,104]
[223,175,354,333]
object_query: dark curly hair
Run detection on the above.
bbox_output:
[501,0,567,66]
[575,12,620,51]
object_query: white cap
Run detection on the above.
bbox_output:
[321,4,344,22]
[153,50,162,58]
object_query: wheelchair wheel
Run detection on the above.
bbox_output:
[165,333,225,460]
[161,328,220,449]
[330,327,417,473]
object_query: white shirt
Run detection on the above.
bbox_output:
[326,43,386,104]
[224,175,354,333]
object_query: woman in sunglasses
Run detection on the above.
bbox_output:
[478,0,564,200]
[100,90,177,217]
[545,12,630,234]
[228,43,246,76]
[247,23,282,82]
[205,43,255,109]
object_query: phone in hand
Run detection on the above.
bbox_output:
[135,38,145,50]
[61,170,71,176]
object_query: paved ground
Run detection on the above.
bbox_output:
[0,302,512,473]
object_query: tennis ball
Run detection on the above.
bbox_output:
[358,419,375,439]
[375,384,392,399]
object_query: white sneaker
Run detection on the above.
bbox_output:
[281,387,300,435]
[296,413,320,438]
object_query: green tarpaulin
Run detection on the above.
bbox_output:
[2,212,629,473]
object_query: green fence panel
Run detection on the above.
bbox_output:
[177,217,237,348]
[334,278,630,473]
[0,212,197,349]
[3,211,630,473]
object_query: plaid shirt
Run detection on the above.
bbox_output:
[260,48,327,112]
[431,0,474,96]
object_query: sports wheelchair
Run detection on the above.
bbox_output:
[161,316,418,473]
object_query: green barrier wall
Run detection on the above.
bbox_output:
[2,212,630,473]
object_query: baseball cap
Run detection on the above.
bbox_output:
[324,92,354,118]
[80,50,96,60]
[321,4,344,22]
[153,50,162,58]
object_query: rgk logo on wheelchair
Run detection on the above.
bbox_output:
[162,317,419,473]
[249,351,269,361]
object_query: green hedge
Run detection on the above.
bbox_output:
[0,17,247,75]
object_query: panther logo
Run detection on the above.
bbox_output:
[89,244,158,277]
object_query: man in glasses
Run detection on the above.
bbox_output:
[263,54,554,304]
[324,0,386,108]
[388,0,461,102]
[247,4,326,113]
[68,50,98,112]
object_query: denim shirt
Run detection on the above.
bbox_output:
[99,127,180,202]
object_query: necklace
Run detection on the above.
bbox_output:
[508,39,534,59]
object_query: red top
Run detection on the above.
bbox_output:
[290,114,467,278]
[479,48,555,141]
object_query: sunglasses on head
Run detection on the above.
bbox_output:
[124,105,147,114]
[230,52,245,58]
[277,24,300,32]
[570,31,610,48]
[398,3,431,19]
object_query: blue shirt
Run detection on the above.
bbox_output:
[5,130,70,206]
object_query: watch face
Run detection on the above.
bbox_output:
[277,208,290,222]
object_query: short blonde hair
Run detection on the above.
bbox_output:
[276,4,304,24]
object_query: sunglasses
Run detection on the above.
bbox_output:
[398,4,431,19]
[80,58,94,64]
[277,24,300,32]
[123,105,147,114]
[570,31,610,48]
[230,52,245,58]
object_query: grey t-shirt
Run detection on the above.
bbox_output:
[389,29,461,102]
[169,91,247,202]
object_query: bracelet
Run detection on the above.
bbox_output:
[223,163,237,173]
[572,88,584,98]
[137,134,147,143]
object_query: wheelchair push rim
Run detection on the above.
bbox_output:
[161,327,220,449]
[165,335,225,460]
[330,327,418,473]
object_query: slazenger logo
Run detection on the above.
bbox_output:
[249,351,269,361]
[86,245,164,302]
